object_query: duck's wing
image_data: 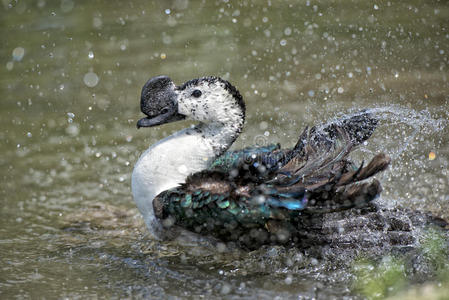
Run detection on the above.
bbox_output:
[152,157,387,247]
[271,110,390,212]
[207,110,382,186]
[208,144,292,183]
[152,170,308,244]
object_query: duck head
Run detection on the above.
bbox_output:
[137,75,245,128]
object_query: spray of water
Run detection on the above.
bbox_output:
[345,105,449,212]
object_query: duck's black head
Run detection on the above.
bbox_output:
[137,75,245,128]
[137,75,185,128]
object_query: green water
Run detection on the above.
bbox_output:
[1,0,448,298]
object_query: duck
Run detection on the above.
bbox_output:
[131,75,391,249]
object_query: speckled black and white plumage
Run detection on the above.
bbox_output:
[175,77,246,156]
[176,76,246,117]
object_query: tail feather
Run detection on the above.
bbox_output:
[290,110,378,155]
[337,153,391,186]
[269,111,389,213]
[316,110,379,147]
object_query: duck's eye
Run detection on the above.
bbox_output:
[160,107,169,114]
[191,90,202,98]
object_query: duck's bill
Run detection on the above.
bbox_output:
[137,75,185,128]
[137,109,185,128]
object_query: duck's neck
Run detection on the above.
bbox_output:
[131,118,243,238]
[194,118,243,156]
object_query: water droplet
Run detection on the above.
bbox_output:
[308,90,315,97]
[165,8,171,14]
[167,16,177,27]
[66,124,79,136]
[88,51,94,59]
[259,121,268,130]
[6,61,13,71]
[60,0,74,13]
[37,0,46,8]
[178,165,188,174]
[253,195,266,205]
[93,16,103,29]
[216,243,227,253]
[162,34,172,45]
[374,4,379,10]
[220,283,231,295]
[12,47,25,61]
[160,53,166,59]
[26,132,32,138]
[280,39,287,46]
[67,112,75,118]
[83,72,99,87]
[284,27,292,36]
[337,87,344,94]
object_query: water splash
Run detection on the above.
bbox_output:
[313,105,448,212]
[360,105,447,160]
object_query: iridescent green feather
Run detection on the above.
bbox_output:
[155,185,307,240]
[208,144,281,172]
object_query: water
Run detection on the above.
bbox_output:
[1,0,448,298]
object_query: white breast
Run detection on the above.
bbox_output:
[131,128,216,238]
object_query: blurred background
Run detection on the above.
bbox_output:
[1,0,448,298]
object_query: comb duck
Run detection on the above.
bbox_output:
[131,75,392,249]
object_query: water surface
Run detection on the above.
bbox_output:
[1,0,448,298]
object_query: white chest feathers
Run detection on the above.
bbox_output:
[131,128,216,237]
